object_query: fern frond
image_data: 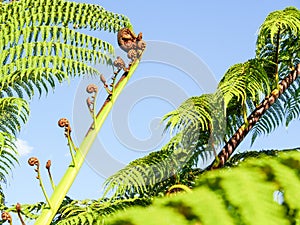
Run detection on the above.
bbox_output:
[55,197,151,225]
[0,97,29,135]
[163,94,215,135]
[0,56,102,98]
[256,7,300,72]
[0,0,132,98]
[257,7,300,57]
[0,0,131,33]
[284,79,300,126]
[250,96,285,145]
[0,97,29,180]
[105,150,300,225]
[217,59,271,108]
[103,128,212,200]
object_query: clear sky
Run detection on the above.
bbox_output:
[4,0,300,216]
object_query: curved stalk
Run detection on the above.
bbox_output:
[34,59,141,225]
[210,64,300,169]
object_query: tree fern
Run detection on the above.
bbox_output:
[249,7,300,144]
[101,7,300,202]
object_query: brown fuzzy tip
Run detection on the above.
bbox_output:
[16,203,21,212]
[28,157,39,166]
[100,74,107,84]
[46,160,51,170]
[58,118,69,128]
[1,211,11,221]
[86,84,98,94]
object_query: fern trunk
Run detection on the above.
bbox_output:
[211,64,300,169]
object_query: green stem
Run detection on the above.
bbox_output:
[37,167,52,209]
[67,135,76,167]
[47,169,56,191]
[34,59,141,225]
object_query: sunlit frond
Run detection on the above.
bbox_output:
[104,150,300,225]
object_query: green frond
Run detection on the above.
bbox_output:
[0,26,115,57]
[250,96,285,145]
[55,197,150,225]
[104,150,300,225]
[163,94,215,135]
[0,0,132,99]
[256,7,300,70]
[103,130,211,199]
[0,97,29,135]
[0,98,29,181]
[0,0,131,33]
[284,81,300,126]
[103,135,181,198]
[0,56,102,98]
[217,59,271,108]
[257,7,300,56]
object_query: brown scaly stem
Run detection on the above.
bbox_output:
[210,64,300,169]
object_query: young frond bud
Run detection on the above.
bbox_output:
[100,74,107,84]
[86,84,98,94]
[58,118,69,128]
[16,203,21,212]
[127,49,137,61]
[113,56,126,70]
[1,211,12,222]
[28,157,39,166]
[46,160,51,170]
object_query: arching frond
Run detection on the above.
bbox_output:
[284,79,300,126]
[163,94,215,135]
[250,95,285,145]
[103,131,210,199]
[257,7,300,58]
[217,59,271,108]
[0,97,29,182]
[256,7,300,77]
[0,97,29,135]
[0,0,132,98]
[0,0,131,33]
[0,56,102,98]
[54,197,150,225]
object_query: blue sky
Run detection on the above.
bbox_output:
[4,0,300,215]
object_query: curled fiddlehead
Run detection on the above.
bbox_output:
[58,118,77,166]
[28,157,51,208]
